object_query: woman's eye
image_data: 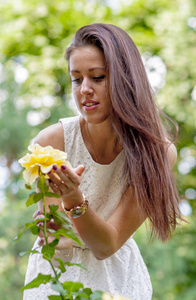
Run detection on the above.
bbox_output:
[71,78,81,83]
[93,75,105,81]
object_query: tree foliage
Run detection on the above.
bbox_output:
[0,0,195,299]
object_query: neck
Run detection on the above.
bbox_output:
[88,119,115,142]
[81,117,122,164]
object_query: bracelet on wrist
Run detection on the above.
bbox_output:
[61,195,89,219]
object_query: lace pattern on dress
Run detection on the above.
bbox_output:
[23,116,152,300]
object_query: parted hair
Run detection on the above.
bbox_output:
[66,23,183,241]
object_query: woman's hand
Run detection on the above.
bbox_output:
[33,210,73,266]
[48,164,85,209]
[33,210,73,250]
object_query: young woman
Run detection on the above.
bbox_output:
[23,23,183,300]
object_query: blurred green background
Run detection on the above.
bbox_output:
[0,0,195,299]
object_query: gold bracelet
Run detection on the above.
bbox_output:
[61,195,89,219]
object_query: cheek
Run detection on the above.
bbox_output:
[72,87,80,100]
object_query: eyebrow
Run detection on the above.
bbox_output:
[70,67,105,73]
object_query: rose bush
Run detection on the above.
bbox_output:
[18,143,72,185]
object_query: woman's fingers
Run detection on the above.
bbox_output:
[74,165,85,176]
[48,165,84,192]
[61,164,85,184]
[48,179,62,195]
[33,210,41,219]
[38,237,45,246]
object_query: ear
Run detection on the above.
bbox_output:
[167,143,177,168]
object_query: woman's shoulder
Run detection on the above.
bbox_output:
[59,115,80,131]
[34,123,64,151]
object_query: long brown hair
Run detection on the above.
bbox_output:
[66,23,183,241]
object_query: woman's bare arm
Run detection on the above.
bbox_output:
[34,126,177,260]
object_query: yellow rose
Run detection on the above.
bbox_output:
[18,143,72,185]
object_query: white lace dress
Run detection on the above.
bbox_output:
[23,116,152,300]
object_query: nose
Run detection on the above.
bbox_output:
[80,78,93,95]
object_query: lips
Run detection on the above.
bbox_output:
[82,100,99,111]
[82,100,99,106]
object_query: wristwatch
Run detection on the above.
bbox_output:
[61,196,89,219]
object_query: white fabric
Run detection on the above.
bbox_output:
[23,116,152,300]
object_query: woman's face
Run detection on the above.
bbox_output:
[69,46,111,124]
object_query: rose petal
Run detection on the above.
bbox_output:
[19,143,72,185]
[23,165,39,185]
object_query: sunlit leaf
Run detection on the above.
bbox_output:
[26,192,43,207]
[54,228,82,245]
[48,296,62,299]
[54,258,66,273]
[13,222,35,244]
[30,224,40,235]
[51,280,67,296]
[89,290,103,300]
[21,273,52,291]
[46,192,60,198]
[19,249,39,257]
[83,288,93,297]
[49,211,72,230]
[33,216,49,223]
[48,238,59,248]
[49,204,59,213]
[64,262,87,270]
[42,244,55,261]
[62,281,84,293]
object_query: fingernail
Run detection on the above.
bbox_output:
[48,171,51,174]
[37,210,40,215]
[61,165,66,170]
[53,165,57,170]
[39,238,44,244]
[37,222,42,227]
[48,179,52,183]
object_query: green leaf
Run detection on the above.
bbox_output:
[25,183,32,190]
[49,204,59,213]
[51,281,67,296]
[62,281,84,293]
[48,296,62,300]
[21,273,52,291]
[47,229,57,234]
[46,192,60,198]
[33,217,49,224]
[54,258,66,273]
[52,211,72,228]
[37,175,49,194]
[89,291,103,300]
[74,291,90,299]
[83,288,93,297]
[64,262,87,270]
[74,293,89,300]
[48,238,59,248]
[26,192,43,207]
[13,222,34,244]
[19,249,39,257]
[42,244,55,261]
[30,224,40,235]
[55,228,82,245]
